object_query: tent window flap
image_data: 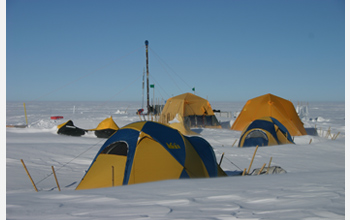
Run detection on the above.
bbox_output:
[101,141,128,156]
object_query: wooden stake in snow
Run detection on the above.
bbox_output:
[242,168,246,176]
[219,152,225,166]
[247,145,259,174]
[332,132,340,140]
[112,166,115,187]
[51,166,61,191]
[325,127,331,139]
[257,163,266,175]
[21,159,38,192]
[232,139,237,147]
[266,157,273,173]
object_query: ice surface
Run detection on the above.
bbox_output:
[6,101,345,219]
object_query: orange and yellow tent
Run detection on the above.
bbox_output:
[159,93,221,128]
[231,93,306,136]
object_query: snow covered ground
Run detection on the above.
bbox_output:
[6,101,345,219]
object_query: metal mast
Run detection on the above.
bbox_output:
[145,40,150,113]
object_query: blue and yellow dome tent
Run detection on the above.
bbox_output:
[238,116,295,147]
[76,121,226,190]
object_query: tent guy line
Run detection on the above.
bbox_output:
[149,47,193,92]
[33,138,106,188]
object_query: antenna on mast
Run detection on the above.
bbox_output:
[142,68,145,110]
[145,40,150,114]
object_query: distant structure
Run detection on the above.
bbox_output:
[296,102,309,119]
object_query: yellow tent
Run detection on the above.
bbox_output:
[159,93,221,128]
[168,114,200,136]
[231,93,307,136]
[89,116,119,138]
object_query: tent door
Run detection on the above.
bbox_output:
[129,137,183,184]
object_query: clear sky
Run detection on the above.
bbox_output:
[5,0,345,103]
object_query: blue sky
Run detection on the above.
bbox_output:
[5,0,345,102]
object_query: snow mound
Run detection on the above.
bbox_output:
[168,114,181,124]
[114,110,127,114]
[309,117,330,122]
[30,119,61,130]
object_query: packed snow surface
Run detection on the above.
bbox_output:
[6,101,345,219]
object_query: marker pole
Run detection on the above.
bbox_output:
[23,103,28,126]
[21,159,38,192]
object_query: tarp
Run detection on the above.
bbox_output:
[57,120,86,136]
[231,93,307,136]
[159,93,221,128]
[76,121,226,190]
[251,166,287,175]
[57,117,119,138]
